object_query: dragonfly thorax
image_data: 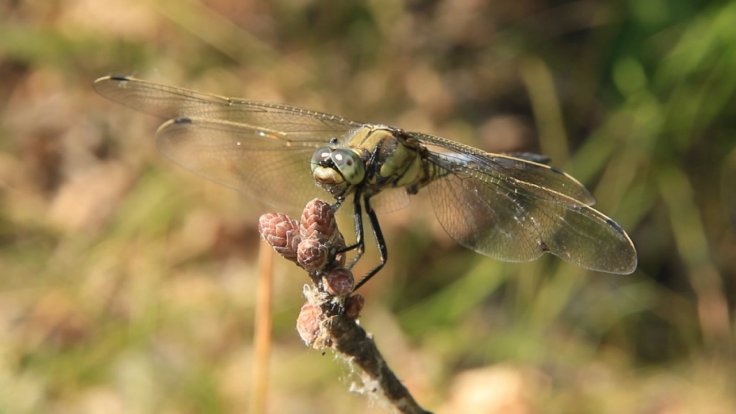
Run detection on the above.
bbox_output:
[349,126,428,195]
[310,147,366,198]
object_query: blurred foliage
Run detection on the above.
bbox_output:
[1,0,735,413]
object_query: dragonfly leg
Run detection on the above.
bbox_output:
[338,142,382,266]
[337,190,366,268]
[330,197,345,211]
[353,195,387,291]
[331,196,359,251]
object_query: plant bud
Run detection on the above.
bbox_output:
[296,302,322,346]
[300,199,338,241]
[258,213,301,261]
[297,238,329,271]
[322,268,354,297]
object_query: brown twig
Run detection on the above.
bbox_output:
[250,241,273,414]
[259,199,432,414]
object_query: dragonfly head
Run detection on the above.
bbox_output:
[310,147,366,198]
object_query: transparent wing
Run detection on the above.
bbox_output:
[414,134,637,274]
[156,117,329,212]
[93,75,366,211]
[412,132,596,205]
[370,186,411,213]
[93,75,362,143]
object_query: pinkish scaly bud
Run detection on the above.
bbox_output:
[258,213,301,262]
[296,302,323,346]
[300,199,338,241]
[297,238,329,272]
[322,268,354,297]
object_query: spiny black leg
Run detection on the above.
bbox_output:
[353,195,387,291]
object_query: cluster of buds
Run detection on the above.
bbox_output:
[259,199,364,332]
[258,199,349,286]
[296,287,366,347]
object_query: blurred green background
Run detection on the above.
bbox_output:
[1,1,735,413]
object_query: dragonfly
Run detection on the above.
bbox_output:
[93,75,637,289]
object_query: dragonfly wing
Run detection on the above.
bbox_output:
[156,117,328,212]
[93,76,361,143]
[505,152,551,165]
[423,148,637,274]
[370,186,411,214]
[412,133,596,205]
[94,76,365,212]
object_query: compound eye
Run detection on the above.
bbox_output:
[310,147,332,172]
[331,149,365,184]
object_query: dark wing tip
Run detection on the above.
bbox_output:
[507,152,551,164]
[108,74,132,81]
[605,217,623,232]
[173,116,193,125]
[156,117,194,135]
[93,74,131,84]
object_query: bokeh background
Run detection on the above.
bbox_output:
[2,1,735,413]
